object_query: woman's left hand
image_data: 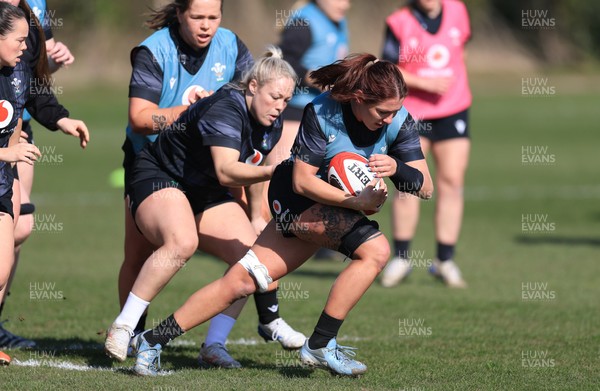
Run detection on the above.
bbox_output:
[368,154,397,178]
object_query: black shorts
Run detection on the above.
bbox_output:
[128,157,234,219]
[418,109,469,142]
[0,189,13,219]
[268,160,316,238]
[122,137,136,198]
[12,164,18,181]
[281,105,304,122]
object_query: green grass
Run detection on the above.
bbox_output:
[1,80,599,390]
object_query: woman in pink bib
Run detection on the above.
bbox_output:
[380,0,471,288]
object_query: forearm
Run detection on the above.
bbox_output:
[25,93,69,130]
[398,67,427,91]
[129,105,188,135]
[293,174,361,211]
[217,162,273,187]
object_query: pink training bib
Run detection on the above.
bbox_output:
[387,0,471,120]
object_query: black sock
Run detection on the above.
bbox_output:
[134,313,148,335]
[308,311,344,350]
[144,314,184,347]
[394,240,411,259]
[254,289,280,324]
[437,242,455,262]
[0,301,4,318]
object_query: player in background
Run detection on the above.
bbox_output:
[108,0,304,369]
[380,0,471,288]
[0,0,88,350]
[131,54,433,377]
[273,0,350,259]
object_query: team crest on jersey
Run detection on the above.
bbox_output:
[0,100,15,131]
[328,134,336,143]
[11,78,21,94]
[169,77,177,89]
[380,145,387,153]
[211,63,226,82]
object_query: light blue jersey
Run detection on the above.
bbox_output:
[288,3,349,110]
[126,27,239,154]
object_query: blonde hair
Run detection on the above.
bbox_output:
[237,46,297,90]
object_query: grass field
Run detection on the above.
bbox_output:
[1,75,599,390]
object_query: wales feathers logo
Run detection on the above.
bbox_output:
[11,78,21,94]
[211,62,226,82]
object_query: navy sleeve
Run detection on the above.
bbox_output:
[293,104,327,167]
[128,47,163,104]
[197,97,245,151]
[388,113,424,162]
[381,25,401,63]
[279,25,312,84]
[234,36,254,82]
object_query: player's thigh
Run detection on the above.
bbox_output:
[196,201,257,265]
[251,220,320,282]
[291,203,365,251]
[135,188,198,252]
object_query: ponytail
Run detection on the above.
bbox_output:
[310,53,408,104]
[237,45,297,90]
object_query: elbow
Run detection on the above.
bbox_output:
[292,177,306,195]
[129,118,149,135]
[216,173,236,188]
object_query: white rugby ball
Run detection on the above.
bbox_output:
[327,152,382,215]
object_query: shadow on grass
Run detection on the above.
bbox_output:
[515,235,600,247]
[12,337,294,376]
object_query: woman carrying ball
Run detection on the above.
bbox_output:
[132,53,433,377]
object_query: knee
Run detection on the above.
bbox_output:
[165,235,198,262]
[357,237,391,273]
[437,174,464,195]
[225,267,257,299]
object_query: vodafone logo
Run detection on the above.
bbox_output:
[272,200,282,215]
[427,44,450,69]
[182,85,204,105]
[0,100,14,129]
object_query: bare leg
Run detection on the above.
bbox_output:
[431,138,470,245]
[118,197,156,308]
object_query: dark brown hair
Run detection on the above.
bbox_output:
[145,0,223,30]
[310,53,408,104]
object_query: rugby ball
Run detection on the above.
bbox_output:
[327,152,381,215]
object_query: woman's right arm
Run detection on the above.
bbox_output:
[128,47,199,135]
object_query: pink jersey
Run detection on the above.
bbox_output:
[387,0,471,120]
